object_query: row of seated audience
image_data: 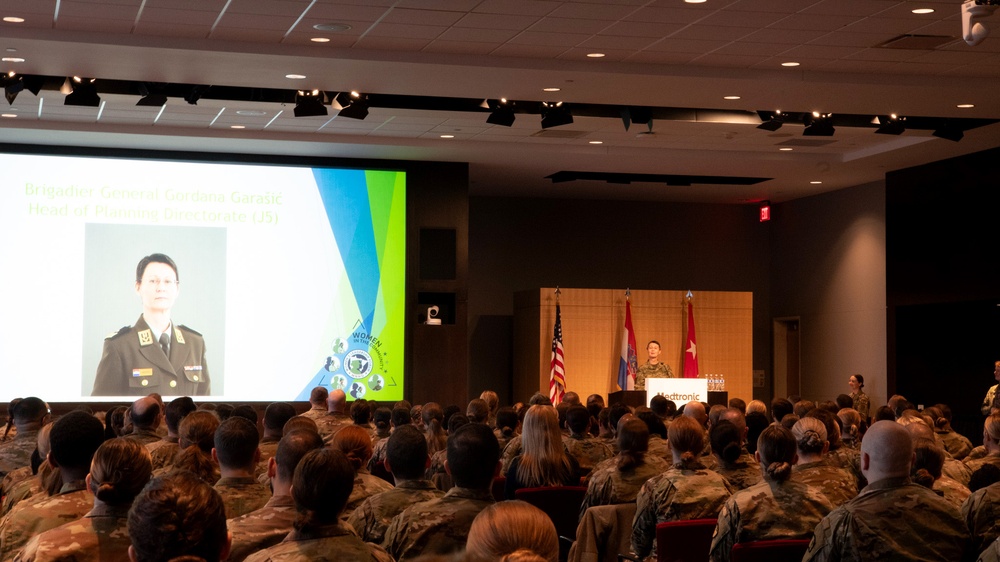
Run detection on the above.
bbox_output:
[1,384,999,562]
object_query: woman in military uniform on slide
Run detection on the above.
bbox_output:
[92,253,210,396]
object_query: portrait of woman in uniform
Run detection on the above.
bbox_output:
[91,253,210,396]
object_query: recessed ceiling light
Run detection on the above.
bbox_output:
[723,95,741,100]
[810,181,822,184]
[685,0,708,3]
[779,148,793,151]
[230,125,245,129]
[781,61,800,67]
[440,134,455,138]
[957,103,975,108]
[586,53,605,58]
[1,57,24,62]
[312,23,352,32]
[912,8,935,14]
[543,87,561,92]
[285,74,306,80]
[1,113,17,118]
[310,37,331,43]
[589,140,603,144]
[236,110,267,116]
[3,17,25,23]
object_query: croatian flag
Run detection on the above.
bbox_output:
[618,299,638,390]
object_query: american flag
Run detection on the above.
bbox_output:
[549,303,566,405]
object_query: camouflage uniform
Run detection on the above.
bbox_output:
[632,460,735,558]
[849,391,870,421]
[563,434,613,479]
[494,428,517,453]
[709,478,835,562]
[342,471,394,522]
[300,406,328,421]
[803,476,970,562]
[13,502,130,562]
[227,495,296,562]
[645,436,673,465]
[984,385,997,416]
[827,446,864,489]
[424,449,448,486]
[147,441,180,472]
[979,537,1000,562]
[315,412,351,442]
[713,450,763,492]
[1,467,48,517]
[793,460,858,507]
[255,438,280,481]
[962,480,1000,555]
[347,479,445,544]
[938,429,974,461]
[945,456,973,486]
[0,467,32,502]
[500,435,523,475]
[964,452,1000,480]
[0,430,39,478]
[124,428,161,447]
[368,437,390,472]
[0,480,93,562]
[634,362,675,391]
[382,486,495,561]
[214,476,272,520]
[243,522,393,562]
[580,454,669,518]
[934,475,971,509]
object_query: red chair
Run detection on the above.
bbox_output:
[655,518,718,562]
[730,539,811,562]
[492,476,506,500]
[515,486,588,561]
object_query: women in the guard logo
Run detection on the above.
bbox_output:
[344,349,373,379]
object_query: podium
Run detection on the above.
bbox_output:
[608,390,647,409]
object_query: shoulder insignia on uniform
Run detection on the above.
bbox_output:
[174,327,185,345]
[106,326,131,340]
[138,329,154,346]
[177,324,202,336]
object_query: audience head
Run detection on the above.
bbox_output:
[443,404,462,429]
[806,408,843,448]
[793,400,815,418]
[410,404,424,429]
[89,437,152,507]
[728,398,746,415]
[835,394,854,410]
[391,406,412,429]
[373,407,392,433]
[49,410,104,474]
[887,395,908,418]
[861,420,914,482]
[566,405,591,436]
[708,404,726,428]
[176,410,221,483]
[127,471,229,562]
[350,399,372,426]
[447,423,500,489]
[214,403,234,421]
[479,390,500,417]
[770,398,793,424]
[528,392,552,407]
[330,425,373,473]
[327,389,347,413]
[385,425,429,481]
[719,408,747,441]
[449,414,470,434]
[616,418,650,471]
[608,403,632,434]
[263,402,296,434]
[291,448,355,531]
[649,395,669,419]
[756,425,796,482]
[496,407,519,438]
[467,399,490,424]
[586,394,605,420]
[746,400,767,416]
[12,396,49,426]
[791,416,828,457]
[521,405,563,455]
[213,416,259,471]
[682,401,708,428]
[231,404,257,425]
[636,410,667,439]
[274,429,325,483]
[710,419,742,464]
[423,402,447,454]
[745,411,770,455]
[165,397,197,434]
[309,386,328,406]
[837,408,861,440]
[984,414,1000,451]
[282,415,319,436]
[668,415,705,464]
[969,464,1000,493]
[466,501,559,562]
[131,396,162,431]
[911,439,944,489]
[779,414,800,431]
[874,405,895,422]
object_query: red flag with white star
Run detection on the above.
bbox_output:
[683,298,699,378]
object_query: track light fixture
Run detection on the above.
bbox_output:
[803,112,835,136]
[293,89,328,117]
[65,76,100,107]
[541,101,572,129]
[486,98,515,127]
[933,122,964,142]
[184,85,208,105]
[2,72,23,105]
[337,91,368,120]
[620,106,652,132]
[136,83,168,107]
[875,114,906,135]
[756,110,784,131]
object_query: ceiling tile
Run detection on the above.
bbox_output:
[800,0,901,17]
[623,51,699,64]
[778,44,864,59]
[0,0,57,16]
[692,53,772,68]
[697,10,788,28]
[210,26,286,42]
[422,40,502,55]
[489,43,570,58]
[713,42,793,57]
[367,22,448,39]
[473,0,561,17]
[671,25,756,41]
[58,1,139,20]
[144,0,227,10]
[528,17,611,34]
[301,4,388,21]
[546,3,639,20]
[599,20,684,38]
[840,17,933,35]
[844,48,926,62]
[381,8,466,26]
[436,26,519,43]
[577,35,660,50]
[132,22,212,39]
[351,36,434,50]
[139,7,219,26]
[623,7,705,24]
[643,38,730,53]
[556,48,636,62]
[453,12,541,30]
[395,0,482,9]
[740,28,827,45]
[769,13,866,31]
[216,12,299,31]
[508,30,592,47]
[55,17,133,33]
[807,32,890,48]
[227,0,311,16]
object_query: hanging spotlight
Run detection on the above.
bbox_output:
[184,85,208,105]
[2,72,23,105]
[875,114,906,135]
[756,110,784,131]
[136,82,168,107]
[64,76,100,107]
[620,106,652,132]
[803,112,835,136]
[337,91,368,120]
[486,98,515,127]
[293,89,328,117]
[540,101,572,129]
[933,122,964,142]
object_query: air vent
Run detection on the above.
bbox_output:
[877,34,955,50]
[777,139,837,147]
[530,129,588,139]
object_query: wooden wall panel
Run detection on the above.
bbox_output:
[514,288,753,404]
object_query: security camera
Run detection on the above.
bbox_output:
[963,0,1000,46]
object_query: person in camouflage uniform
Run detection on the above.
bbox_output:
[368,407,413,472]
[710,414,762,491]
[803,421,971,562]
[228,429,325,562]
[808,409,864,489]
[315,389,352,442]
[123,396,164,448]
[300,386,329,421]
[244,447,392,562]
[382,424,500,561]
[254,402,296,481]
[210,416,271,520]
[792,417,857,507]
[632,416,734,559]
[0,398,48,479]
[14,438,153,562]
[348,425,445,544]
[1,424,53,516]
[634,341,675,391]
[965,414,1000,479]
[146,396,196,471]
[563,406,613,480]
[0,412,104,562]
[580,418,669,519]
[331,426,394,521]
[709,424,835,562]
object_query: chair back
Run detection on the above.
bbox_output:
[515,486,588,561]
[730,539,811,562]
[492,476,506,501]
[655,518,717,562]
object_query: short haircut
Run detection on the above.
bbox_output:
[282,415,319,435]
[50,410,105,470]
[165,397,197,433]
[566,405,591,434]
[231,404,258,425]
[728,398,747,414]
[128,471,227,562]
[350,399,371,425]
[132,401,161,429]
[264,402,297,431]
[136,253,178,283]
[391,406,412,428]
[275,429,325,481]
[443,404,462,428]
[528,392,551,406]
[835,394,854,410]
[608,403,631,433]
[215,403,234,421]
[745,411,770,455]
[649,395,669,418]
[637,410,667,439]
[292,448,355,528]
[213,416,259,469]
[309,386,329,404]
[373,407,392,431]
[449,414,470,433]
[386,425,428,480]
[447,423,500,489]
[13,397,47,424]
[770,398,793,423]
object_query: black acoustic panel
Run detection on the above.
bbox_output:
[419,228,456,280]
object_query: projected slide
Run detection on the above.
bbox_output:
[0,153,405,403]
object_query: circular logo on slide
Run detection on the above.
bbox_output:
[344,350,373,379]
[324,356,341,372]
[332,338,349,354]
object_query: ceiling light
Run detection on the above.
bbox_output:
[1,57,24,63]
[810,181,823,184]
[337,91,369,120]
[230,125,245,129]
[310,37,331,43]
[440,134,455,138]
[486,98,515,127]
[875,114,906,135]
[912,8,935,14]
[957,103,975,109]
[541,101,573,129]
[2,17,25,23]
[803,112,834,136]
[1,72,23,104]
[779,147,793,151]
[136,83,167,107]
[184,85,208,105]
[756,110,784,131]
[781,61,800,67]
[933,123,964,142]
[65,77,100,107]
[542,87,561,92]
[685,0,708,3]
[589,141,603,144]
[236,110,267,116]
[294,89,328,117]
[1,113,16,118]
[620,106,652,132]
[587,53,605,58]
[313,23,352,32]
[285,74,306,80]
[723,95,741,100]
